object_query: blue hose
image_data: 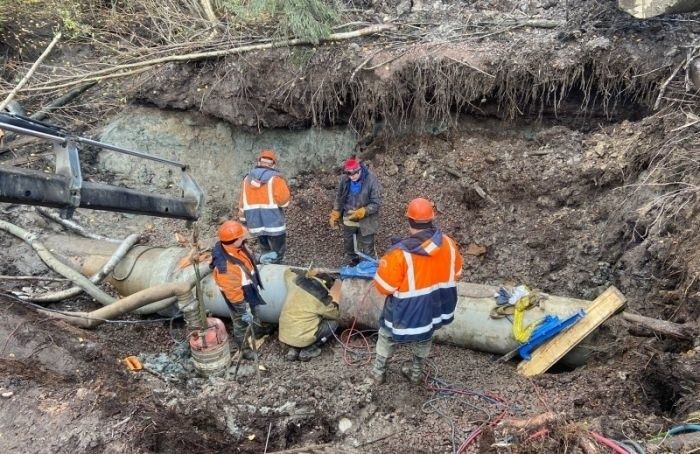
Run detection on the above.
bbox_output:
[668,424,700,435]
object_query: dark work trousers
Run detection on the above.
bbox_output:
[257,233,286,262]
[313,320,339,347]
[342,225,375,264]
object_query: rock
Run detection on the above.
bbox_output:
[338,417,353,434]
[586,37,611,51]
[1,391,13,398]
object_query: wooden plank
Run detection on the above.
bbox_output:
[517,286,626,377]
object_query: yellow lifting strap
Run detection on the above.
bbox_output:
[511,288,542,343]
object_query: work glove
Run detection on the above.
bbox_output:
[329,210,341,229]
[347,207,367,221]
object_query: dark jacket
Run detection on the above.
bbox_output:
[333,164,381,235]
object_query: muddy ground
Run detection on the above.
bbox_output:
[1,1,699,453]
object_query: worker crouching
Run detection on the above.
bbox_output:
[210,221,267,360]
[371,198,464,385]
[279,269,340,362]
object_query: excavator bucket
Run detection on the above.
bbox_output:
[0,113,203,221]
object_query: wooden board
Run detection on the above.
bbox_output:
[517,286,626,377]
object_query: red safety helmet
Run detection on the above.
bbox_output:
[406,198,435,222]
[258,149,277,165]
[218,220,247,243]
[343,157,361,172]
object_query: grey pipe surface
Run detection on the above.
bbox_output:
[28,233,141,303]
[41,235,597,364]
[618,0,700,18]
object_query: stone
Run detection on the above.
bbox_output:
[338,417,353,434]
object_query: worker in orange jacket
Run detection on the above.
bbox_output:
[238,149,291,264]
[371,198,463,385]
[210,221,267,360]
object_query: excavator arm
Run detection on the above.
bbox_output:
[0,113,203,221]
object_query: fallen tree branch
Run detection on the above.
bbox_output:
[22,25,394,92]
[0,32,62,111]
[621,311,696,340]
[19,67,151,93]
[654,60,684,110]
[35,207,121,243]
[27,234,141,303]
[499,412,560,431]
[30,82,97,121]
[0,218,116,304]
[0,275,69,282]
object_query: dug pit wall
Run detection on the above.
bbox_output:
[45,235,593,365]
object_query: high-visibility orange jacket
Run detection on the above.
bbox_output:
[374,229,463,342]
[238,166,291,236]
[211,242,258,306]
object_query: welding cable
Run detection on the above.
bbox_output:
[668,424,700,435]
[526,429,549,443]
[332,283,376,366]
[614,439,645,454]
[423,363,509,454]
[590,432,631,454]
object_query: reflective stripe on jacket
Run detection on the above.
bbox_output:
[239,173,291,236]
[374,232,463,343]
[212,242,257,305]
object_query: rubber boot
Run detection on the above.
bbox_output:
[371,355,388,385]
[299,344,322,361]
[286,347,300,361]
[228,307,255,360]
[371,327,395,385]
[402,338,431,384]
[401,356,425,384]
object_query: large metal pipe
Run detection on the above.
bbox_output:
[44,236,594,364]
[618,0,700,18]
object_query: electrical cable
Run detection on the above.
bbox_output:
[111,247,158,281]
[668,424,700,435]
[590,432,631,454]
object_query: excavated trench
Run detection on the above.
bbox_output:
[1,2,699,452]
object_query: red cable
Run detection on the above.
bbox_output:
[526,428,549,442]
[338,284,375,366]
[590,432,629,454]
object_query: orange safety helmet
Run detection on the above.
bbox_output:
[258,149,277,165]
[218,220,247,243]
[406,197,435,222]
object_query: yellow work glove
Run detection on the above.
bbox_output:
[329,210,341,229]
[347,207,367,221]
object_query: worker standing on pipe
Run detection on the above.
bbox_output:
[210,221,267,360]
[370,197,463,385]
[329,156,382,266]
[237,149,291,264]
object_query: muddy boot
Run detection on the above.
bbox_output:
[228,307,256,360]
[402,339,431,384]
[299,345,322,362]
[371,355,388,385]
[286,347,300,361]
[401,358,424,385]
